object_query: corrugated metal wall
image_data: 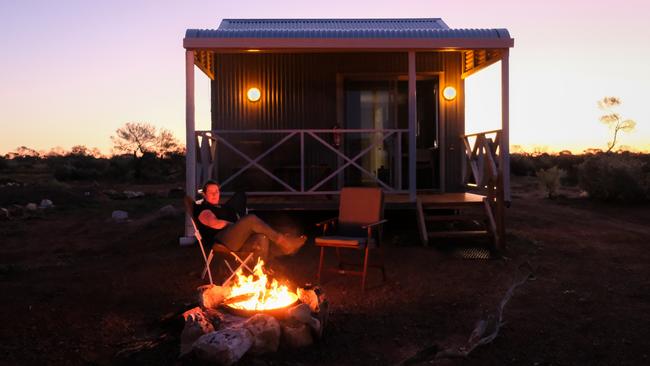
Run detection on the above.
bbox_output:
[210,51,464,191]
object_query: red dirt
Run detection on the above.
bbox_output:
[1,177,649,365]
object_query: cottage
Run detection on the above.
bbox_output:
[182,18,514,248]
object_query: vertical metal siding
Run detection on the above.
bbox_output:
[210,51,464,191]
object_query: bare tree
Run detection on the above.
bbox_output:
[598,97,636,153]
[111,122,158,157]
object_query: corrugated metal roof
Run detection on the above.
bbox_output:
[185,18,511,40]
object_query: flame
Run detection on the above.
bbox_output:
[227,258,298,311]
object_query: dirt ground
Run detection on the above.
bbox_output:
[1,177,649,365]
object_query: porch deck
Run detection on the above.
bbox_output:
[224,192,485,211]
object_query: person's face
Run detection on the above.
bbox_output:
[204,184,220,205]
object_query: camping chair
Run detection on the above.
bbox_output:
[315,187,387,291]
[183,196,254,286]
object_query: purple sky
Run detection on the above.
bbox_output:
[1,0,648,154]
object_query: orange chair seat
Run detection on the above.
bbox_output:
[315,236,376,248]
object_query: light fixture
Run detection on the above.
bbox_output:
[443,86,457,101]
[247,87,261,102]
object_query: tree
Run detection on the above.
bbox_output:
[111,122,181,157]
[598,97,636,153]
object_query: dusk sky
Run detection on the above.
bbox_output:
[1,0,648,155]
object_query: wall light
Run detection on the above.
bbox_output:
[443,86,457,101]
[247,87,261,102]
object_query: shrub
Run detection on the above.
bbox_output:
[510,154,536,176]
[578,154,649,202]
[536,166,566,199]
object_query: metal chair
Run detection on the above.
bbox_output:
[184,196,254,286]
[315,187,387,291]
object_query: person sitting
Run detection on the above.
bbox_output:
[193,180,306,257]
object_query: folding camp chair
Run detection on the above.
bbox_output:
[315,187,387,291]
[184,196,254,286]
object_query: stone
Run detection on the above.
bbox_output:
[111,210,129,222]
[103,189,125,199]
[0,207,9,220]
[39,199,54,209]
[281,320,313,348]
[25,203,38,211]
[297,287,320,313]
[192,328,253,366]
[243,314,281,354]
[158,204,178,218]
[124,190,145,199]
[199,284,230,310]
[180,307,216,356]
[288,303,321,337]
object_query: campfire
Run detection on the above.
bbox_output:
[224,259,299,315]
[180,258,328,365]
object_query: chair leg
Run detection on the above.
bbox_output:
[317,247,325,282]
[361,247,370,292]
[202,250,214,281]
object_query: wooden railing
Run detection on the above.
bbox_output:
[461,129,506,248]
[194,129,409,195]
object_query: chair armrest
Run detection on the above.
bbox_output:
[316,217,338,227]
[361,219,388,229]
[316,217,338,235]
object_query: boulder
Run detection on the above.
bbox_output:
[39,199,54,209]
[25,203,38,212]
[288,303,321,337]
[180,307,216,356]
[111,210,129,222]
[281,319,313,348]
[0,207,9,220]
[192,328,253,366]
[158,204,178,218]
[124,190,145,199]
[243,314,281,354]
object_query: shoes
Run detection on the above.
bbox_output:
[277,234,307,256]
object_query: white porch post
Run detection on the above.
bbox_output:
[500,49,511,202]
[408,51,417,202]
[181,50,197,245]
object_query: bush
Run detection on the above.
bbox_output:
[510,154,536,176]
[578,154,649,202]
[536,166,566,199]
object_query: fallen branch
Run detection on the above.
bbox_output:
[399,261,536,365]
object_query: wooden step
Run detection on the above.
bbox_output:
[424,214,485,222]
[427,230,489,239]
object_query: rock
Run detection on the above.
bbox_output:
[181,307,216,356]
[111,210,129,222]
[199,284,230,310]
[243,314,281,354]
[297,288,320,313]
[25,203,38,212]
[281,320,313,348]
[0,207,9,220]
[158,204,178,218]
[124,190,145,199]
[8,205,24,218]
[288,303,321,337]
[192,328,253,366]
[39,199,54,209]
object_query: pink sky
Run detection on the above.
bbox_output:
[1,0,648,155]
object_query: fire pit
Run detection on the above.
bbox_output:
[222,259,299,318]
[180,259,328,365]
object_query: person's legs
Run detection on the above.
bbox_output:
[215,214,305,254]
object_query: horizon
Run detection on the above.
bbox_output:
[1,0,649,155]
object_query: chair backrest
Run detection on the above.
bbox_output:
[183,196,202,241]
[338,187,384,236]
